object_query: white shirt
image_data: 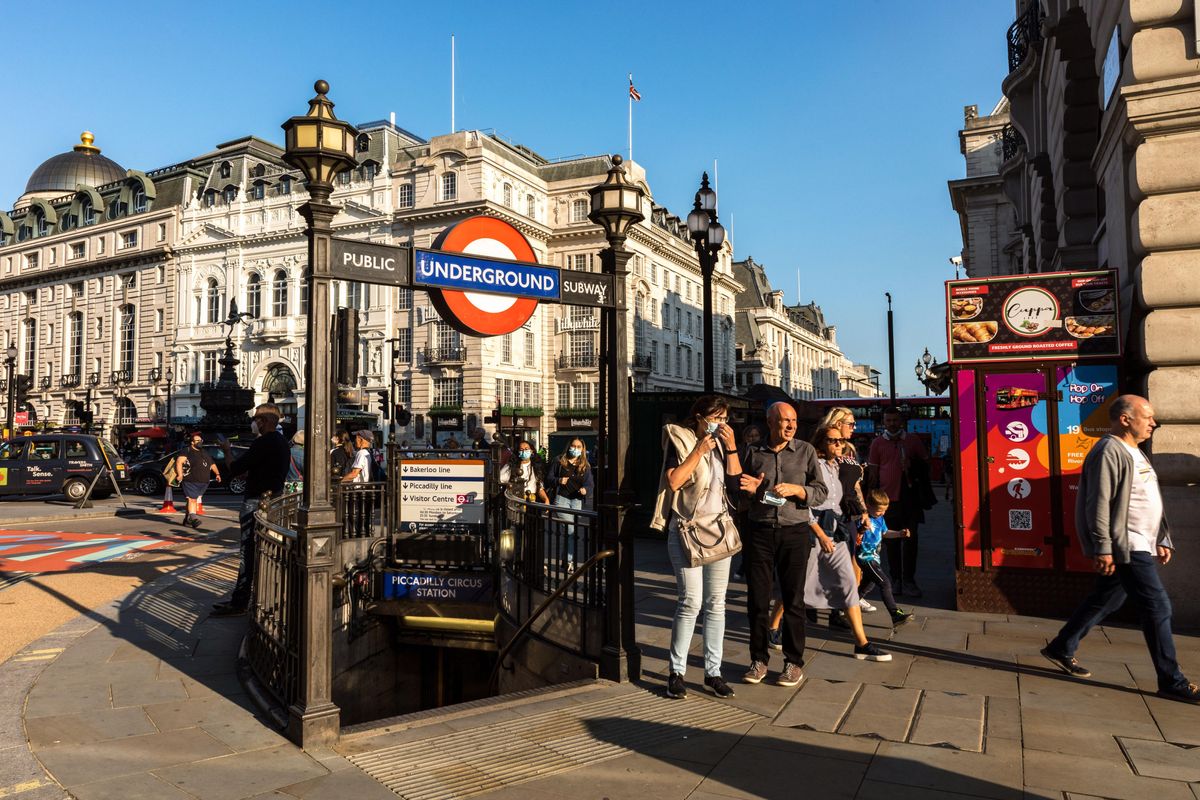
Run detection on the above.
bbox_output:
[500,461,540,497]
[1119,441,1162,554]
[350,448,372,483]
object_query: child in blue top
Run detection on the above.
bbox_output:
[857,489,914,627]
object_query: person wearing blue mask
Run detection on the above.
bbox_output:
[547,437,594,570]
[499,440,549,504]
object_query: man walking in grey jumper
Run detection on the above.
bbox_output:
[1042,394,1199,704]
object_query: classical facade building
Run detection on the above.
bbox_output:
[948,101,1024,278]
[1,121,738,446]
[953,0,1200,625]
[731,257,880,399]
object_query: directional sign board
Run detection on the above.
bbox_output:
[330,238,411,287]
[399,458,486,529]
[414,249,559,300]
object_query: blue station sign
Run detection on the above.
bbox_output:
[414,248,560,300]
[382,570,493,603]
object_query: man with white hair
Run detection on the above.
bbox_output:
[1042,394,1198,704]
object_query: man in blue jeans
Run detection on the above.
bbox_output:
[1042,395,1199,704]
[211,404,291,616]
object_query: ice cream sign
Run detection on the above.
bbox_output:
[1003,286,1061,337]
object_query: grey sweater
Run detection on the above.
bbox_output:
[1075,435,1172,563]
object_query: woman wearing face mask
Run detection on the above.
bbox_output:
[650,396,742,700]
[499,440,549,504]
[546,438,594,568]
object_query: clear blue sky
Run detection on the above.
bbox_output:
[1,0,1013,396]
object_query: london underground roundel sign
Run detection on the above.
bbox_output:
[425,216,542,337]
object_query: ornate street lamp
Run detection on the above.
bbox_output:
[165,367,173,426]
[914,348,938,397]
[587,154,644,682]
[685,173,725,394]
[281,79,359,748]
[4,345,16,438]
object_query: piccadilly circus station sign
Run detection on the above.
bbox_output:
[330,215,613,337]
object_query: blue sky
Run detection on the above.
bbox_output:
[1,0,1013,396]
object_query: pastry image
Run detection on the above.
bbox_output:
[1078,288,1114,313]
[951,298,983,320]
[952,321,998,343]
[1065,315,1115,338]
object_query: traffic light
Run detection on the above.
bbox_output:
[484,406,502,425]
[333,307,360,385]
[395,405,412,427]
[376,391,389,418]
[13,374,30,411]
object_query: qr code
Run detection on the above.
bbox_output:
[1009,509,1033,531]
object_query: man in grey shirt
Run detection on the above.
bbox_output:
[739,401,826,688]
[1042,395,1198,704]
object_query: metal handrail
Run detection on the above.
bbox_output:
[488,547,614,690]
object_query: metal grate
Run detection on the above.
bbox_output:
[350,688,763,800]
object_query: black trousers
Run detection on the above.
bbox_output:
[883,488,921,583]
[745,521,812,667]
[858,558,899,614]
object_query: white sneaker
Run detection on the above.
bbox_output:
[859,598,877,613]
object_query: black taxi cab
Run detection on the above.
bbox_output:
[0,434,128,501]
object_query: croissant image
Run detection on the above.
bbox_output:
[952,321,998,343]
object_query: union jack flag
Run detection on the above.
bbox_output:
[629,75,641,102]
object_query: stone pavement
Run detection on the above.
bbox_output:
[2,499,1199,799]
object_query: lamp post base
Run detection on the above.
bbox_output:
[287,701,340,750]
[600,643,642,684]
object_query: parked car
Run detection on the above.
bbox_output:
[127,444,249,496]
[0,434,129,502]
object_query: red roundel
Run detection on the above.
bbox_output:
[428,216,541,337]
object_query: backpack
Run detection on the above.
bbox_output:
[368,449,385,483]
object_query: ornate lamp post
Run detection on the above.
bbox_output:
[685,173,725,394]
[914,348,937,397]
[281,80,358,748]
[588,154,644,682]
[4,345,16,438]
[165,367,173,426]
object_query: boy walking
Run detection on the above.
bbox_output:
[857,489,913,627]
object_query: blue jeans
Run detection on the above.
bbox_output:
[551,495,583,561]
[1048,551,1188,691]
[666,524,731,678]
[230,496,262,608]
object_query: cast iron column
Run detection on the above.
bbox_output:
[292,189,340,746]
[598,240,641,682]
[886,292,896,404]
[4,356,14,438]
[701,250,716,394]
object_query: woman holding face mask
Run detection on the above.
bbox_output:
[650,396,742,700]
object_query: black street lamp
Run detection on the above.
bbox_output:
[914,348,937,397]
[685,173,725,394]
[588,154,645,682]
[165,367,173,427]
[281,79,359,748]
[4,345,16,438]
[885,292,897,404]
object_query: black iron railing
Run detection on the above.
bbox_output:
[247,493,303,709]
[632,354,652,371]
[501,492,603,607]
[60,374,81,388]
[1007,2,1043,73]
[38,376,51,390]
[557,353,599,369]
[1002,124,1026,162]
[335,482,386,540]
[420,346,467,364]
[721,372,735,387]
[111,369,132,385]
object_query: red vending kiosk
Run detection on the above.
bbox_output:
[948,270,1122,614]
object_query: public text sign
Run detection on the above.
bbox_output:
[946,270,1121,363]
[330,238,411,287]
[398,458,486,529]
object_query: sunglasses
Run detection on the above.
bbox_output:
[824,437,846,444]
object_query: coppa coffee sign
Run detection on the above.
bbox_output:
[1003,286,1061,337]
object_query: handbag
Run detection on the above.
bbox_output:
[677,511,742,567]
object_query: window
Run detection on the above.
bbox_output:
[22,319,36,376]
[68,312,83,378]
[347,281,363,310]
[398,183,413,208]
[356,133,370,153]
[206,279,221,324]
[435,321,460,353]
[24,290,35,307]
[223,186,237,204]
[94,318,102,340]
[651,341,658,373]
[30,441,59,460]
[651,263,658,284]
[26,253,38,270]
[132,188,147,213]
[119,272,136,289]
[525,331,535,367]
[219,162,231,179]
[252,182,265,200]
[442,172,457,202]
[395,378,411,406]
[338,170,352,186]
[686,350,693,380]
[397,287,412,310]
[676,346,683,377]
[570,199,588,223]
[119,305,135,375]
[279,176,291,196]
[569,331,594,362]
[502,183,512,207]
[557,383,569,406]
[156,265,165,283]
[154,309,163,332]
[362,162,377,181]
[36,212,48,237]
[202,351,218,382]
[397,329,412,361]
[526,194,535,218]
[433,377,463,406]
[108,199,123,219]
[501,334,512,363]
[572,383,592,408]
[203,190,216,208]
[96,236,105,255]
[299,281,309,314]
[70,282,83,298]
[272,270,288,317]
[246,274,261,318]
[81,197,95,226]
[157,223,166,242]
[570,253,589,272]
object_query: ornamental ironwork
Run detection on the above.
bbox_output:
[39,376,51,390]
[111,369,132,385]
[60,374,81,388]
[1007,2,1044,73]
[1002,124,1026,162]
[149,367,162,382]
[87,372,101,386]
[420,347,468,365]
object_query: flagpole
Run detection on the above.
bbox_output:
[451,34,456,132]
[628,73,633,164]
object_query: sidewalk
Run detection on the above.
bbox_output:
[0,493,242,526]
[2,500,1199,799]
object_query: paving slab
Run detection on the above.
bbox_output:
[1023,748,1196,800]
[110,676,189,708]
[868,737,1024,800]
[34,727,234,787]
[804,647,914,688]
[1143,694,1200,746]
[23,707,156,749]
[1020,707,1161,759]
[908,712,984,752]
[68,771,197,800]
[152,745,329,800]
[698,740,867,800]
[1119,737,1200,782]
[985,696,1021,742]
[745,721,878,763]
[839,684,920,742]
[772,678,859,732]
[905,657,1020,699]
[1018,673,1155,723]
[855,778,1008,800]
[279,764,400,800]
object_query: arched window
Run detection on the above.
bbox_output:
[206,279,221,324]
[252,181,265,200]
[60,212,75,232]
[116,398,136,425]
[108,199,122,219]
[253,163,266,178]
[398,184,413,208]
[502,183,512,207]
[246,274,261,318]
[219,161,232,179]
[356,133,370,153]
[272,270,288,317]
[362,162,377,181]
[526,194,535,218]
[203,190,216,208]
[442,172,457,202]
[36,211,48,237]
[278,176,291,196]
[68,312,83,378]
[223,186,237,204]
[81,197,95,226]
[118,305,135,375]
[132,188,147,213]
